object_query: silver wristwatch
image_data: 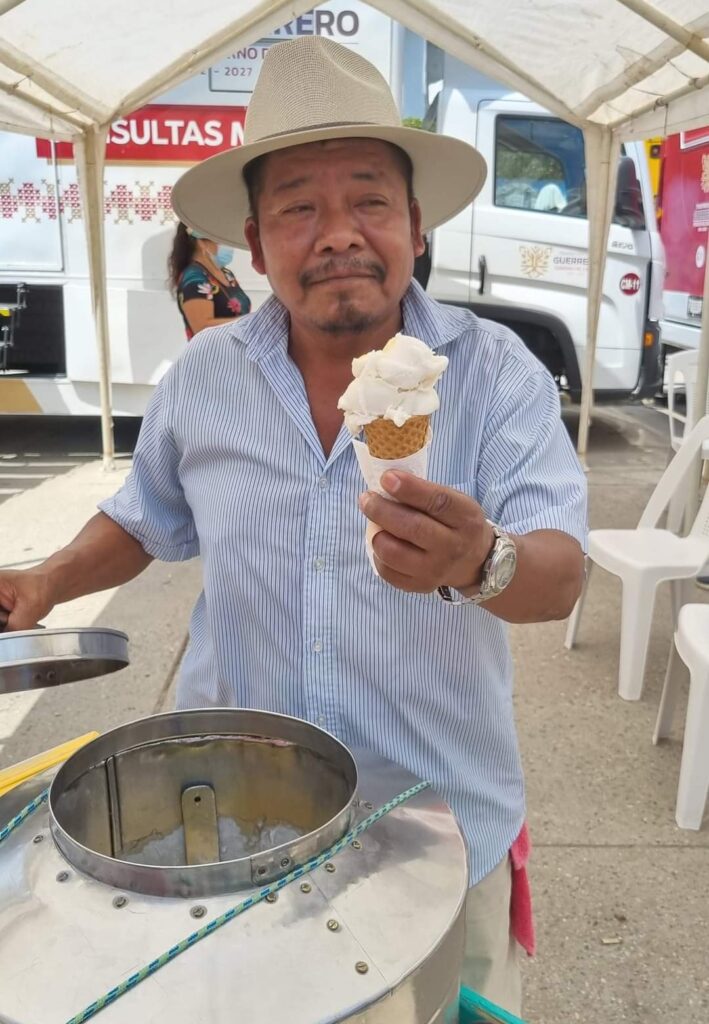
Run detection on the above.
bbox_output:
[437,522,517,606]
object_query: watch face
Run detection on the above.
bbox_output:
[492,549,517,591]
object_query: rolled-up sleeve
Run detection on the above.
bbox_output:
[476,366,588,550]
[99,369,199,562]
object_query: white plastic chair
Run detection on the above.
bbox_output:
[653,603,709,829]
[565,414,709,701]
[666,349,698,454]
[665,349,709,533]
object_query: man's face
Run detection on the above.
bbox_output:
[245,139,425,337]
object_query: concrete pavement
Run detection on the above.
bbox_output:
[0,437,202,765]
[518,405,709,1023]
[0,406,707,1023]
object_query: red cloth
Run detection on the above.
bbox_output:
[509,822,536,956]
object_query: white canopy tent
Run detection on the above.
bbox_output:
[1,0,709,467]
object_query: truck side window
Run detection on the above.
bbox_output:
[494,115,586,217]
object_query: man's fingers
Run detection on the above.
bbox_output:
[379,471,481,529]
[371,529,431,579]
[372,550,433,593]
[360,492,450,551]
[0,578,45,632]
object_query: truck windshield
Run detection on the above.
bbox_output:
[495,115,586,216]
[494,116,645,228]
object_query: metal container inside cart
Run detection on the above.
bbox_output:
[0,708,468,1024]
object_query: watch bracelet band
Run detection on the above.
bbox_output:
[437,521,504,606]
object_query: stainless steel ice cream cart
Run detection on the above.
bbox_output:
[0,627,524,1024]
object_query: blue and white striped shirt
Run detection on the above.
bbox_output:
[101,281,587,884]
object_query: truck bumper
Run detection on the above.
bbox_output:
[632,319,662,399]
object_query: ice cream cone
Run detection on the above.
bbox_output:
[363,414,429,459]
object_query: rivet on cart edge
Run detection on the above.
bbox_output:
[327,919,340,932]
[265,892,278,903]
[355,961,369,974]
[325,862,336,873]
[299,882,312,893]
[190,905,207,919]
[351,839,362,850]
[112,895,128,909]
[56,870,70,883]
[32,834,43,844]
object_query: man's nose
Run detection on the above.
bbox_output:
[314,205,365,253]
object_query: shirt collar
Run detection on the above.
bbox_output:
[401,278,475,351]
[234,278,473,363]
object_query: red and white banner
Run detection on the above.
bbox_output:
[36,105,247,163]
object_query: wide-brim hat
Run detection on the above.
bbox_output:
[171,36,487,250]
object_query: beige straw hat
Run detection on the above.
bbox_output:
[171,36,487,249]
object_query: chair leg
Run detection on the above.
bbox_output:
[653,640,689,744]
[617,575,656,701]
[670,577,696,625]
[675,667,709,830]
[564,559,593,650]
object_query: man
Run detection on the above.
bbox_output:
[0,37,586,1012]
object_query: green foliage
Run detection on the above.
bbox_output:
[497,150,562,181]
[402,116,435,132]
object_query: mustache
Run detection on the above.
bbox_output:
[299,258,386,288]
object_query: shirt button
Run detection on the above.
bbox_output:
[317,715,326,727]
[318,476,329,491]
[312,639,323,654]
[313,556,326,572]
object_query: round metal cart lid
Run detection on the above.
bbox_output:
[0,627,129,694]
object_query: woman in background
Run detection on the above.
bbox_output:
[168,222,251,340]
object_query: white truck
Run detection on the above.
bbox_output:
[0,5,663,417]
[426,55,665,404]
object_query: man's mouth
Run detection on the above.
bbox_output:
[309,271,375,284]
[300,260,385,288]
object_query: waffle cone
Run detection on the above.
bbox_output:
[363,415,429,459]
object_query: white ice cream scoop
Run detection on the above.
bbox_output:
[338,333,448,434]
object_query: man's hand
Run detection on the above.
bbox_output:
[0,513,154,633]
[0,569,54,632]
[358,470,494,594]
[358,470,586,622]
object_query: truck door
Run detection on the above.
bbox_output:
[0,131,66,375]
[470,101,653,399]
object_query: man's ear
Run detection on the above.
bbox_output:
[410,199,426,258]
[245,217,266,275]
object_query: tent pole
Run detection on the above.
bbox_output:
[577,127,621,463]
[693,248,709,430]
[75,128,114,470]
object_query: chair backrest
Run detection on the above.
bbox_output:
[689,477,709,541]
[666,349,698,452]
[639,413,709,530]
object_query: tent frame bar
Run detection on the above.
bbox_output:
[0,40,108,122]
[616,0,709,61]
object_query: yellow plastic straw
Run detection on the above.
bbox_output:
[0,732,99,798]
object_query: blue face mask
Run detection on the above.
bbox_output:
[214,245,234,268]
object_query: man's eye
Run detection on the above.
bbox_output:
[358,198,387,207]
[284,204,312,215]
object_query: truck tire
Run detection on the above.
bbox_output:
[445,302,582,401]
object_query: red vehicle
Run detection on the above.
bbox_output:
[658,127,709,356]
